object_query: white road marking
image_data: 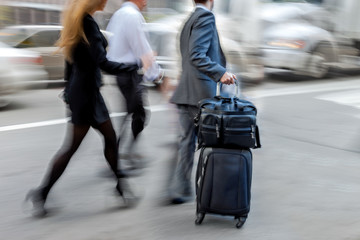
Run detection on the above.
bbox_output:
[1,78,360,132]
[0,104,170,133]
[316,89,360,109]
[0,118,69,132]
[245,79,360,98]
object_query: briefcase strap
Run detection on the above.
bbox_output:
[216,80,240,97]
[254,125,261,149]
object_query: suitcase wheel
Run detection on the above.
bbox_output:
[195,213,205,225]
[235,217,247,229]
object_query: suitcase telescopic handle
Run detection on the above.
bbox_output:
[216,79,240,97]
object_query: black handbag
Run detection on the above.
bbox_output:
[194,83,261,149]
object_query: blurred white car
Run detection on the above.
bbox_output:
[260,1,338,78]
[145,22,179,82]
[0,25,112,81]
[0,25,63,80]
[0,42,48,107]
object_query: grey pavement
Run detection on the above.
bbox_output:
[1,77,360,239]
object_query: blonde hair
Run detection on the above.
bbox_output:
[56,0,101,62]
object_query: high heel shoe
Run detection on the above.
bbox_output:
[115,179,139,208]
[24,189,47,218]
[115,180,124,197]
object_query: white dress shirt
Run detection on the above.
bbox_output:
[106,2,160,82]
[196,4,210,12]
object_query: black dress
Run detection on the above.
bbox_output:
[65,14,137,127]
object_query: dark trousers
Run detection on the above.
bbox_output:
[116,71,147,140]
[169,104,198,199]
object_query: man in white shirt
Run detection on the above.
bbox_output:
[106,0,159,167]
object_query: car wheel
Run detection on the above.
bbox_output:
[309,45,330,79]
[0,98,11,108]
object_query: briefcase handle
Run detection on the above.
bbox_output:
[216,80,240,97]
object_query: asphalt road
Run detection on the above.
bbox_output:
[1,74,360,240]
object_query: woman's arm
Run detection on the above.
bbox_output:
[83,15,138,74]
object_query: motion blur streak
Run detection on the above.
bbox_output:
[0,104,170,132]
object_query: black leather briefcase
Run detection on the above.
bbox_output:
[194,83,261,149]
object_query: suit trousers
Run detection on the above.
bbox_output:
[116,71,147,140]
[170,104,198,198]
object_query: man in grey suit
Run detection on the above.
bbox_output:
[169,0,236,204]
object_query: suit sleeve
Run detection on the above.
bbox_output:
[188,12,226,82]
[83,17,138,74]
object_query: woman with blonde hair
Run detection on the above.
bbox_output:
[25,0,138,217]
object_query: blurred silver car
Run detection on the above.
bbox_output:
[0,25,113,81]
[0,25,63,80]
[0,42,48,107]
[261,1,338,78]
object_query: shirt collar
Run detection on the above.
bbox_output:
[196,4,210,12]
[122,1,140,12]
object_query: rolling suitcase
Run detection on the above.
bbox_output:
[195,147,252,228]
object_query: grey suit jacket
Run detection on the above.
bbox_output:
[170,7,226,107]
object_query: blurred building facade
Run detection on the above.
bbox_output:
[0,0,186,28]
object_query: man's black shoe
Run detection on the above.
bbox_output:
[170,197,187,205]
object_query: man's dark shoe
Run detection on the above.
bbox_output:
[24,189,47,218]
[170,197,187,205]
